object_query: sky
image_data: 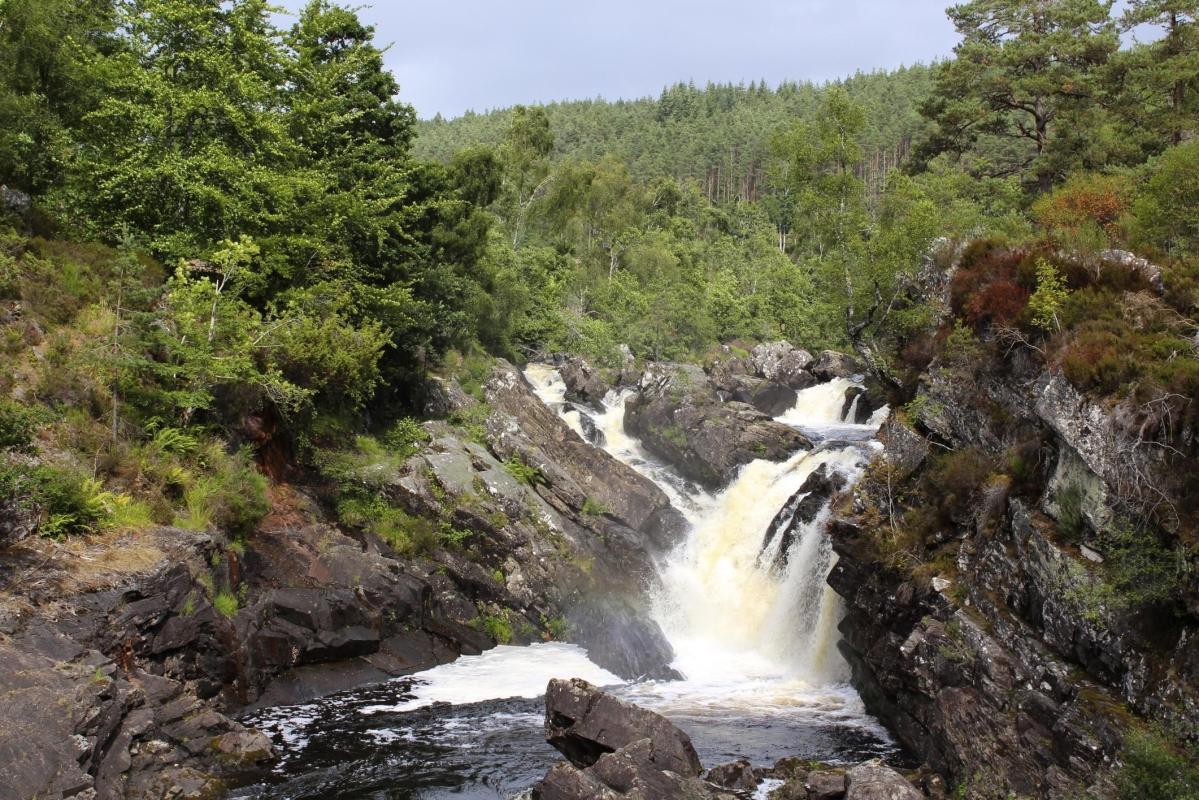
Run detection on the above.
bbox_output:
[277,0,963,119]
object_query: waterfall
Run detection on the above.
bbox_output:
[525,365,888,713]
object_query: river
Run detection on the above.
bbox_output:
[231,366,900,799]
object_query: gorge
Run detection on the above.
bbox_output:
[225,360,898,798]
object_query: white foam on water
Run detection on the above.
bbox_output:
[522,363,892,739]
[359,643,621,715]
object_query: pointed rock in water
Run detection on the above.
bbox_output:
[574,407,606,447]
[536,679,724,799]
[559,356,610,411]
[759,464,847,569]
[543,678,702,775]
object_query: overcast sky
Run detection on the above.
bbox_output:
[276,1,965,119]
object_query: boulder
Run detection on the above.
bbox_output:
[877,417,928,481]
[559,356,610,411]
[706,759,758,791]
[750,341,797,379]
[726,375,798,417]
[845,760,922,800]
[751,342,817,389]
[421,376,473,418]
[544,678,702,776]
[806,769,848,799]
[811,350,861,381]
[625,363,812,489]
[536,681,730,800]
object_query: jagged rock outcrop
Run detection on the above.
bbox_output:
[625,363,812,488]
[0,529,273,800]
[824,247,1199,797]
[485,360,687,551]
[0,359,691,798]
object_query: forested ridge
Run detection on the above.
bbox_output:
[1,3,1199,788]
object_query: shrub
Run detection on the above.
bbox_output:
[1055,483,1086,543]
[381,417,429,459]
[174,446,268,535]
[0,399,41,451]
[449,403,491,445]
[581,496,608,516]
[1028,259,1068,332]
[1098,520,1184,611]
[1131,140,1199,257]
[1034,172,1131,246]
[503,453,544,486]
[481,613,513,644]
[1116,731,1199,800]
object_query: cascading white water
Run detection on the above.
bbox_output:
[524,364,889,721]
[237,366,896,798]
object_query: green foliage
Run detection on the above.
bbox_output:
[213,590,239,619]
[580,496,608,516]
[1096,519,1187,610]
[480,612,514,644]
[1028,259,1069,332]
[918,0,1120,192]
[381,418,429,459]
[503,453,545,487]
[1055,483,1087,543]
[172,446,268,536]
[0,464,114,537]
[1116,731,1199,800]
[1132,140,1199,256]
[0,399,42,451]
[544,615,570,640]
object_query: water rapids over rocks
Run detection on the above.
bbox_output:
[234,364,900,799]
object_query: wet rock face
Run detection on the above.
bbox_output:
[760,464,846,570]
[625,363,812,489]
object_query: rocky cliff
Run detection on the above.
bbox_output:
[0,360,681,799]
[824,245,1199,798]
